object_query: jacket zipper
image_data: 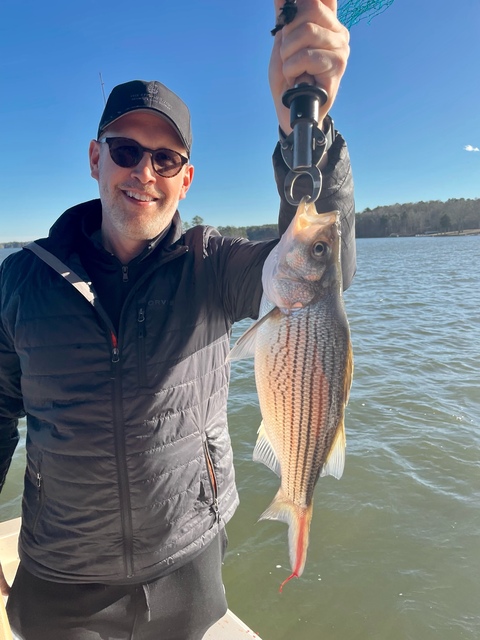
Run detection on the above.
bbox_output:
[110,331,134,577]
[106,250,189,576]
[107,252,189,579]
[33,453,45,536]
[108,249,189,577]
[203,441,220,525]
[136,306,147,387]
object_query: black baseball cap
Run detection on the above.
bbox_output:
[97,80,192,157]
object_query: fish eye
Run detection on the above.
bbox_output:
[311,241,327,258]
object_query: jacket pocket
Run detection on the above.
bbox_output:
[32,452,46,538]
[203,440,220,525]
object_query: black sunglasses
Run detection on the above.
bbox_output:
[98,137,189,178]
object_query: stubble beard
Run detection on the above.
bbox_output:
[102,183,177,242]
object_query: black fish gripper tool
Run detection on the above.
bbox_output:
[281,82,329,206]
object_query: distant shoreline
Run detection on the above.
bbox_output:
[412,228,480,238]
[2,229,480,247]
[428,229,480,236]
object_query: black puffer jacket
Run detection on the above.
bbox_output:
[0,136,355,584]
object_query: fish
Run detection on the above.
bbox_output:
[230,197,353,591]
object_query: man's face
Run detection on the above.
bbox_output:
[89,111,193,251]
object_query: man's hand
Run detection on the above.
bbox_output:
[0,563,11,596]
[269,0,350,133]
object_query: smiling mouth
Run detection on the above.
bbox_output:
[124,190,157,203]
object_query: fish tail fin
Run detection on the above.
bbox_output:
[259,489,314,592]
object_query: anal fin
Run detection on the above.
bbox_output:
[320,420,346,479]
[253,421,281,477]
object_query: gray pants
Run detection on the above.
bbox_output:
[7,532,228,640]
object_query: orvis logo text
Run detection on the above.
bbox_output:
[147,299,174,307]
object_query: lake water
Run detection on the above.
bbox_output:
[1,237,479,639]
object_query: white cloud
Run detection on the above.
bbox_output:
[464,145,479,152]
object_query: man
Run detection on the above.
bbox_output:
[0,0,355,638]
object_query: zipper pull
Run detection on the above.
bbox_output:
[122,266,129,283]
[111,332,120,363]
[36,473,42,489]
[211,498,220,523]
[137,306,146,339]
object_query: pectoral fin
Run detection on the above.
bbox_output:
[228,308,281,360]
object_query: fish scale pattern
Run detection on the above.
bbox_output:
[255,299,350,509]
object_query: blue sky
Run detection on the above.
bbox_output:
[1,0,479,241]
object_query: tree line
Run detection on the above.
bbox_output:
[183,217,279,241]
[355,198,480,238]
[0,241,29,249]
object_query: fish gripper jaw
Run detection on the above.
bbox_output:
[281,83,329,206]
